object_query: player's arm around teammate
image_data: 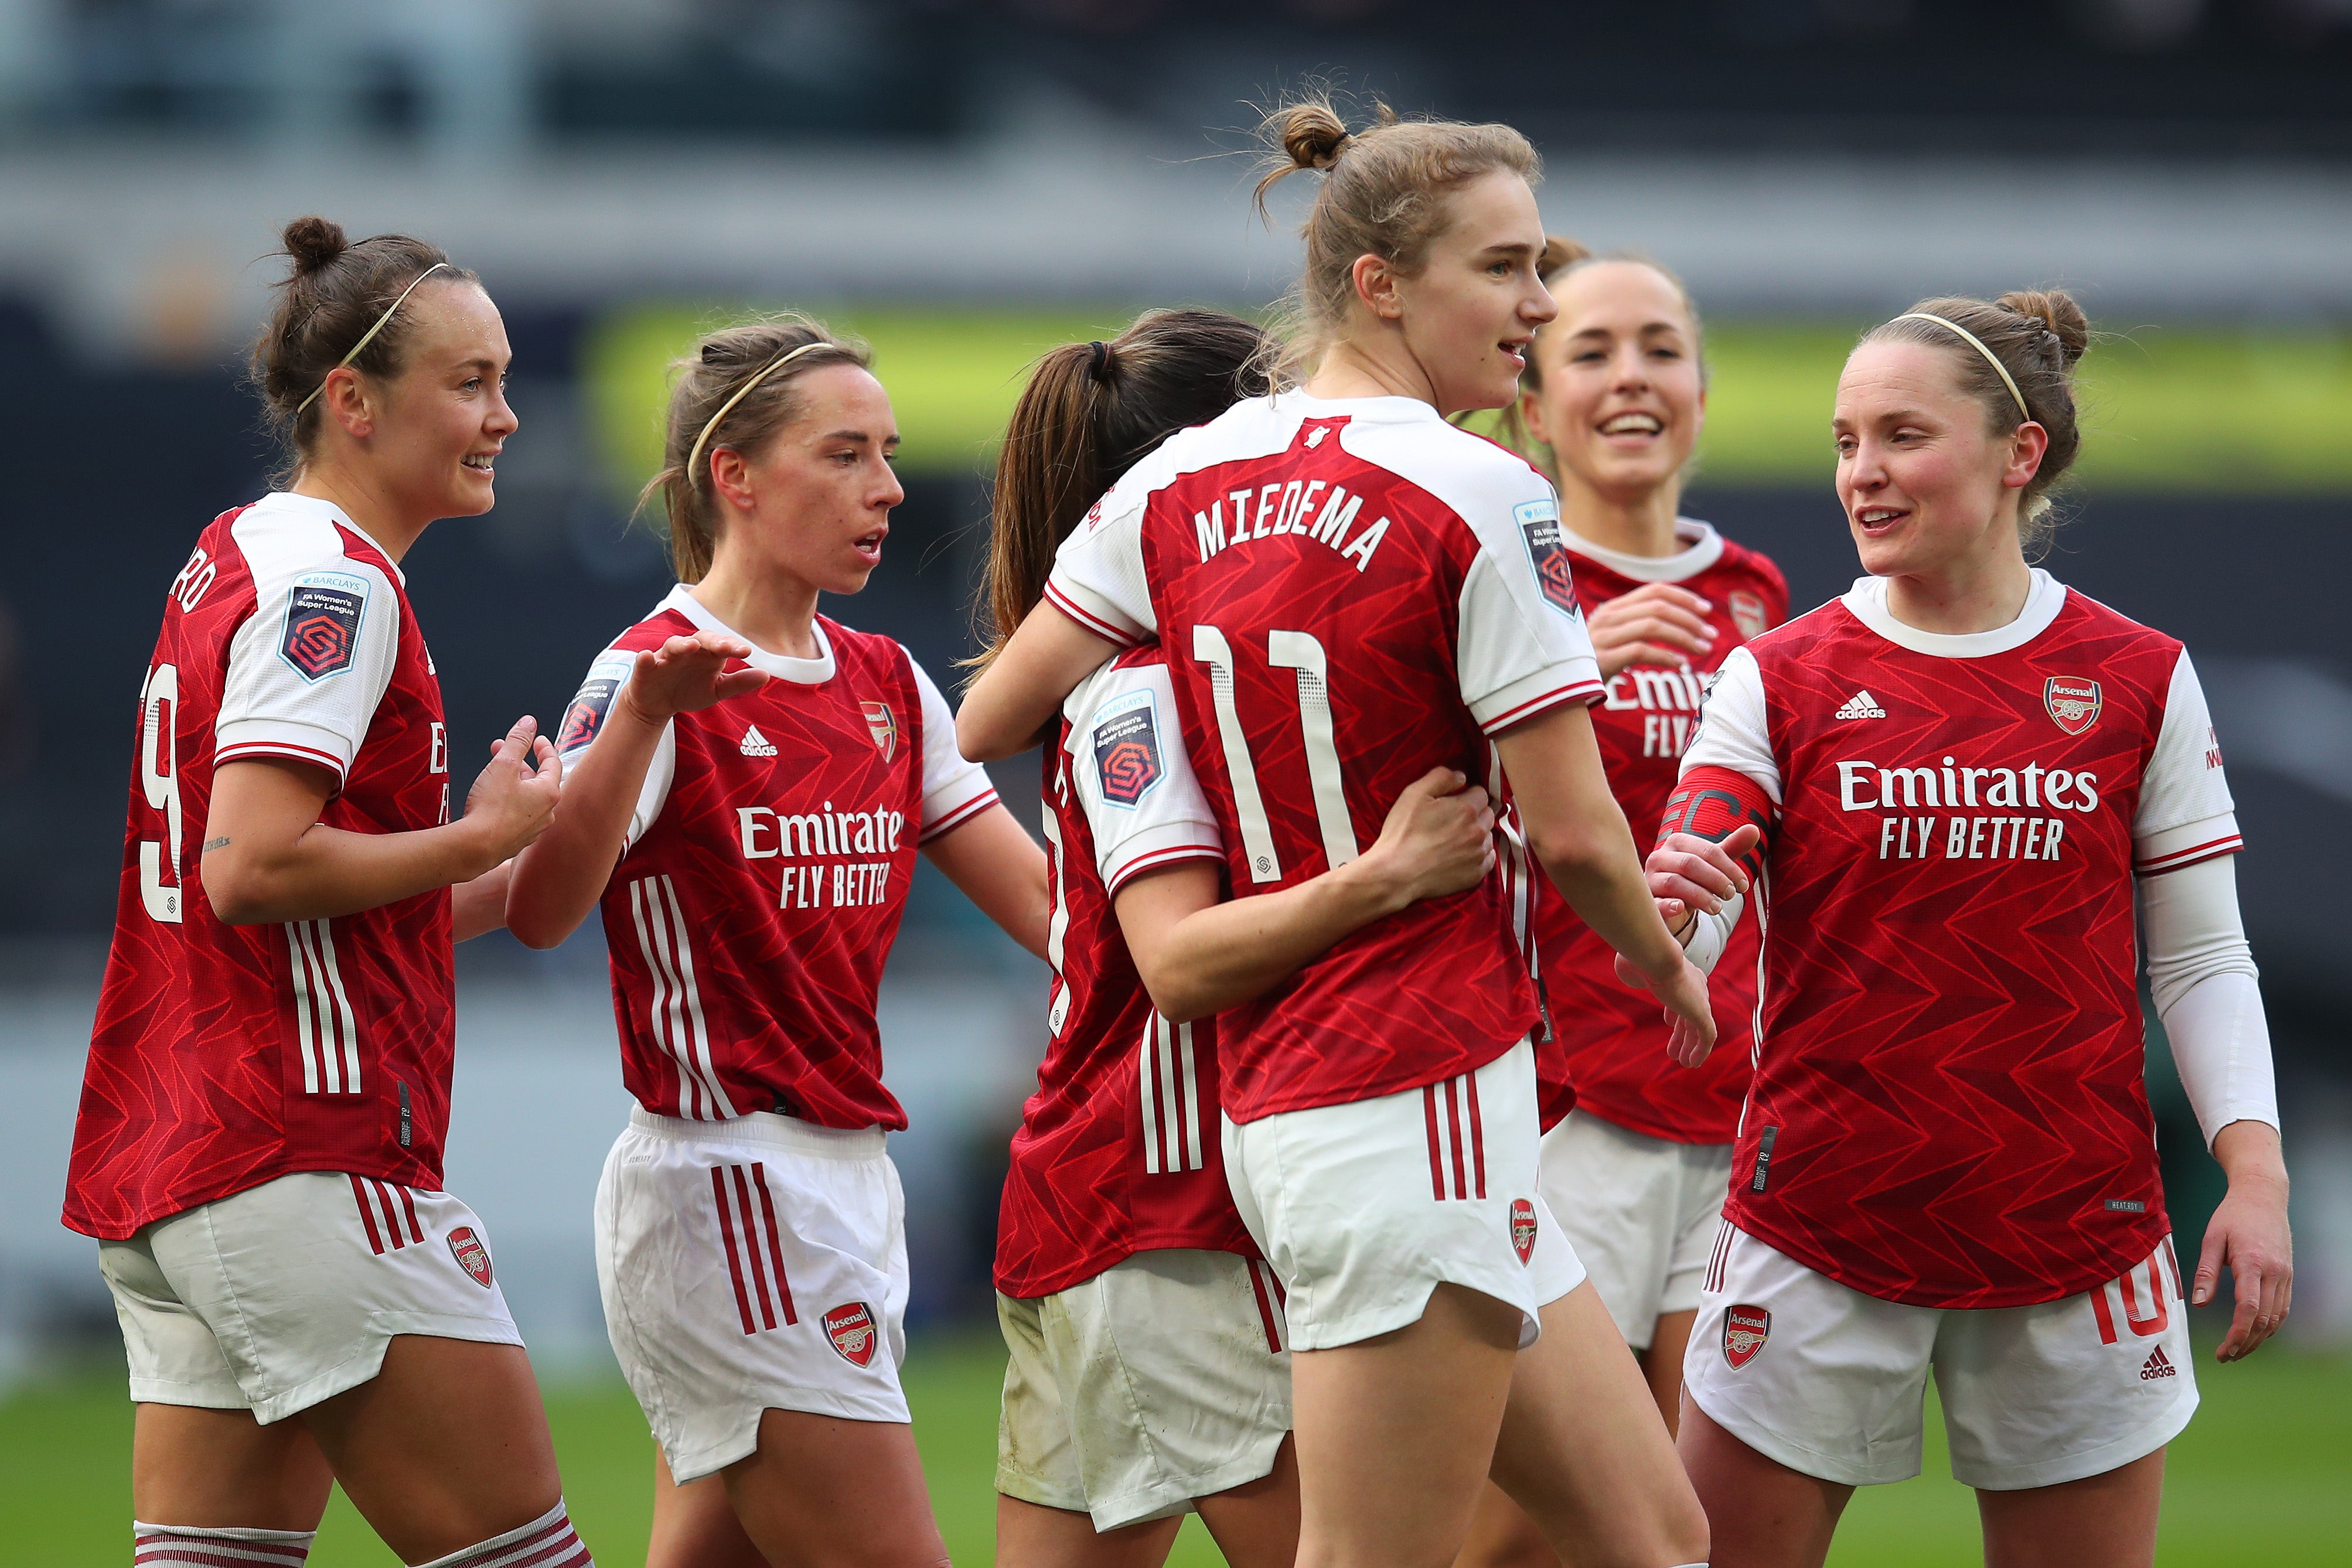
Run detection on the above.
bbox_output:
[507,315,1043,1568]
[1641,291,2288,1568]
[67,218,595,1568]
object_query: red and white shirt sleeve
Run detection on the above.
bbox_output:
[557,645,679,854]
[1680,646,1778,799]
[912,655,999,841]
[2132,650,2241,876]
[1043,473,1157,647]
[1452,490,1604,735]
[1065,662,1223,894]
[214,558,402,784]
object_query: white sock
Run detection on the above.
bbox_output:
[415,1499,592,1568]
[132,1521,316,1567]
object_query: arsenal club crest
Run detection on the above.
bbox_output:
[2044,676,2102,736]
[1722,1304,1770,1369]
[861,700,898,762]
[1729,589,1768,641]
[823,1301,880,1367]
[446,1225,494,1289]
[278,572,368,682]
[1090,690,1165,807]
[1509,1198,1538,1264]
[1514,499,1581,619]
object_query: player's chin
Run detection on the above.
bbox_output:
[444,472,498,517]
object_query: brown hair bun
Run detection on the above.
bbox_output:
[1995,288,2090,370]
[1276,101,1354,171]
[280,216,350,277]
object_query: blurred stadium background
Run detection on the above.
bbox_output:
[1,2,2349,1563]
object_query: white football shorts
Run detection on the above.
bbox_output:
[997,1249,1293,1531]
[98,1170,523,1426]
[1221,1038,1585,1351]
[595,1106,911,1482]
[1685,1223,2199,1490]
[1538,1109,1732,1351]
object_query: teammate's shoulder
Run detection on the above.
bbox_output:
[600,606,700,657]
[1713,533,1789,592]
[1064,646,1172,730]
[2051,582,2179,652]
[1359,408,1547,487]
[229,493,400,598]
[1744,596,1850,656]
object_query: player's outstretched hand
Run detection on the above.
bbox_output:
[1644,953,1717,1069]
[1590,582,1715,677]
[465,715,563,860]
[2197,1121,2293,1361]
[622,632,769,724]
[1365,767,1496,904]
[1646,824,1758,916]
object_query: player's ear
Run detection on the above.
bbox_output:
[1352,254,1403,321]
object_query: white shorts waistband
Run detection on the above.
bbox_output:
[626,1104,886,1160]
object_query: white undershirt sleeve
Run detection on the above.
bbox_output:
[2140,854,2278,1148]
[1677,646,1781,803]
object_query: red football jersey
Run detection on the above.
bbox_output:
[1685,571,2241,1307]
[996,649,1257,1298]
[66,495,455,1241]
[1046,394,1603,1121]
[560,587,998,1130]
[1532,521,1788,1138]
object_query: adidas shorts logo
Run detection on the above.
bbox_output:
[2140,1346,2177,1380]
[1835,689,1886,720]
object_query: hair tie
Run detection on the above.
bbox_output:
[685,339,833,490]
[1087,340,1113,383]
[1893,312,2030,424]
[295,261,449,417]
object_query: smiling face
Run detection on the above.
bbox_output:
[1386,170,1557,414]
[710,363,905,597]
[1832,339,2047,580]
[1521,260,1704,503]
[342,279,516,521]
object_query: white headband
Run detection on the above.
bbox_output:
[295,261,451,417]
[1893,312,2031,424]
[686,340,836,489]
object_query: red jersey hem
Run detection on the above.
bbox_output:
[919,790,999,843]
[62,1153,444,1243]
[1722,1202,2174,1311]
[213,739,350,783]
[1104,842,1224,895]
[1480,680,1606,736]
[2135,836,2242,875]
[1041,583,1146,647]
[1224,1025,1528,1125]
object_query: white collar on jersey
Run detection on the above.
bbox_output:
[1557,517,1724,583]
[658,584,836,684]
[1842,567,2068,659]
[257,491,405,585]
[1263,388,1447,424]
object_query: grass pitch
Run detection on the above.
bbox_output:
[4,1332,2341,1566]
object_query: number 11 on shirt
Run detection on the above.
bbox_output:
[1192,623,1358,885]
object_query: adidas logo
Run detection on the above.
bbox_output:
[1835,689,1887,720]
[2139,1347,2176,1381]
[739,725,778,758]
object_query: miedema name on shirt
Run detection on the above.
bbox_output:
[1834,754,2099,863]
[734,799,908,910]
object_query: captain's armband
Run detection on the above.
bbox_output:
[1659,764,1778,880]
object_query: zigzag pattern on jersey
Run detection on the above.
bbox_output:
[1530,536,1788,1140]
[1728,591,2181,1308]
[594,612,933,1131]
[995,694,1255,1301]
[67,504,454,1242]
[1136,424,1549,1121]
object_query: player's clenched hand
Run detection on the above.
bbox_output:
[2198,1121,2293,1361]
[1647,824,1760,916]
[1365,768,1496,904]
[621,632,769,725]
[463,715,563,859]
[1590,582,1715,677]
